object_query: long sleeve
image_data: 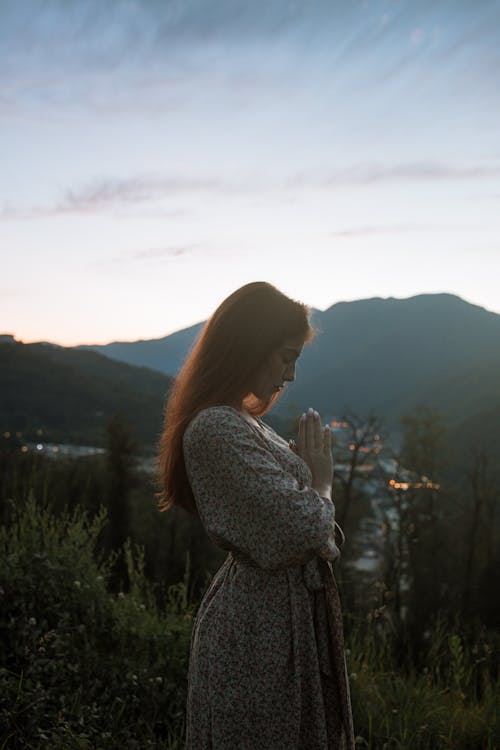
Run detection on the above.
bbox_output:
[182,406,341,571]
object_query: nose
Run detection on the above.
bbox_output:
[284,363,296,382]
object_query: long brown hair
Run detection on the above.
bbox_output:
[154,281,317,517]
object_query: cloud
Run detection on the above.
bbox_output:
[61,176,230,211]
[316,162,500,187]
[2,159,500,222]
[0,173,257,220]
[330,224,437,239]
[87,245,197,269]
[329,222,483,239]
[0,204,63,221]
[3,0,499,113]
[125,246,194,261]
[0,174,230,220]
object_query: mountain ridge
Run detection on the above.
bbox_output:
[2,293,499,461]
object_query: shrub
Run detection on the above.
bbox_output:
[0,489,193,749]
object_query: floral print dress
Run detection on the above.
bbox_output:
[182,405,355,750]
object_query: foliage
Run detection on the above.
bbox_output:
[0,450,225,606]
[0,440,498,748]
[345,610,499,750]
[0,490,193,749]
[400,404,449,483]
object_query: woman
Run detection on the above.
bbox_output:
[156,281,355,750]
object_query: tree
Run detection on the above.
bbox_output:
[399,404,449,487]
[104,413,137,591]
[333,410,386,528]
[381,405,450,658]
[461,448,500,622]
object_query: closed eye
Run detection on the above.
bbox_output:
[281,347,301,365]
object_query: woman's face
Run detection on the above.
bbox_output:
[251,334,305,400]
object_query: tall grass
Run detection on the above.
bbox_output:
[345,611,499,749]
[0,484,498,748]
[0,489,193,749]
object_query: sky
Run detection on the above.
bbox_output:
[1,0,499,346]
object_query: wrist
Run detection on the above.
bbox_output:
[313,485,332,501]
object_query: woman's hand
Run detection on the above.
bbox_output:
[290,407,333,498]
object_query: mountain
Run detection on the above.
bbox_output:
[75,321,206,377]
[72,293,500,435]
[0,339,172,450]
[278,293,500,429]
[3,293,499,469]
[74,310,326,377]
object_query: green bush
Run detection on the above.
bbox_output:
[0,490,193,749]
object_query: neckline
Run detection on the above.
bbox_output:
[218,405,266,431]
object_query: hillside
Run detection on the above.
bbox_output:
[280,293,500,431]
[74,293,500,437]
[74,310,325,377]
[3,293,499,469]
[0,339,172,451]
[75,322,206,376]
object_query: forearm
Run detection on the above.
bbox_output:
[315,491,343,561]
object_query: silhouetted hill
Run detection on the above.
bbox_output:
[72,293,500,437]
[75,321,206,377]
[3,294,499,471]
[0,339,172,450]
[74,309,326,377]
[280,293,500,430]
